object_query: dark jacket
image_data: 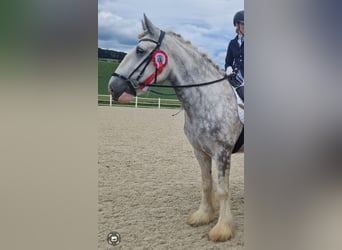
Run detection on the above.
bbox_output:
[225,35,244,78]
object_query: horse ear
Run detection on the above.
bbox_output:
[143,14,159,36]
[141,19,147,31]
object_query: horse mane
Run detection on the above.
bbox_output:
[138,30,224,74]
[138,31,148,39]
[167,31,222,72]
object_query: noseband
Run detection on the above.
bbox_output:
[112,30,166,97]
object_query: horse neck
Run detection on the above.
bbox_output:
[166,36,232,110]
[168,39,222,85]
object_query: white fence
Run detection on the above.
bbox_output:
[98,95,181,109]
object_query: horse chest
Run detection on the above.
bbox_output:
[184,114,225,148]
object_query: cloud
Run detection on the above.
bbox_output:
[98,0,244,68]
[98,11,141,49]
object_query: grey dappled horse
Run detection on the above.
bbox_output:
[108,15,243,242]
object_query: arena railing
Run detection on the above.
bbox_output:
[98,95,181,109]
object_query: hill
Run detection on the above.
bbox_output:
[98,48,126,61]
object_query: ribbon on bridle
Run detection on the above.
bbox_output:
[139,50,168,91]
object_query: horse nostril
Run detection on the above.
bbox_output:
[108,86,113,94]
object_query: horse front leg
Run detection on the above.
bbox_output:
[209,151,234,241]
[187,148,215,226]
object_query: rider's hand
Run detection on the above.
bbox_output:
[226,66,233,75]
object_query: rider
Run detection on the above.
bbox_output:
[225,10,244,101]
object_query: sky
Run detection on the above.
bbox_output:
[98,0,244,69]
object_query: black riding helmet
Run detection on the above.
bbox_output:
[233,10,244,26]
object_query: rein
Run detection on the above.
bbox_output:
[141,75,228,97]
[140,75,228,89]
[112,30,228,97]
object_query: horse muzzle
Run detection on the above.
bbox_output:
[108,75,136,102]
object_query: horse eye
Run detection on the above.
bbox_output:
[136,47,145,55]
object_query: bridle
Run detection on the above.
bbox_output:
[112,30,166,97]
[111,30,228,98]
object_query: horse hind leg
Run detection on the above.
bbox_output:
[187,149,215,226]
[209,150,234,242]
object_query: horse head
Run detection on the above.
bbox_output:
[108,14,171,102]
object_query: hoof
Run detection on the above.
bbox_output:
[186,209,215,226]
[209,222,234,242]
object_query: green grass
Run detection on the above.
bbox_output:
[98,58,119,95]
[98,58,178,99]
